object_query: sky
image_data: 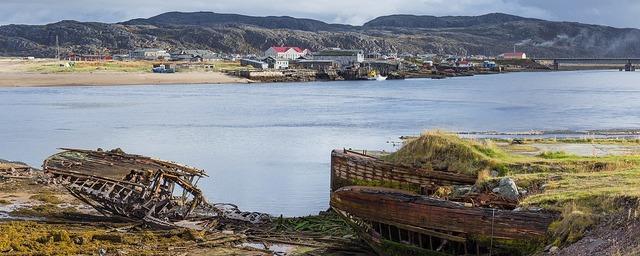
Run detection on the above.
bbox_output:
[1,0,640,28]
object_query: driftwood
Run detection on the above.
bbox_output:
[331,186,557,241]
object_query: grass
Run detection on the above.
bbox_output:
[271,211,354,237]
[29,193,63,205]
[212,61,243,72]
[492,137,640,145]
[538,151,579,159]
[517,168,640,211]
[0,221,209,255]
[381,131,506,176]
[28,61,153,73]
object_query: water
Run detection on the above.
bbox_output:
[1,70,640,216]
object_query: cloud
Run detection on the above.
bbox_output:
[0,0,638,28]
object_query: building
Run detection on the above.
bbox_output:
[240,59,268,69]
[362,60,403,75]
[312,49,364,67]
[457,60,474,68]
[130,48,170,60]
[264,46,309,60]
[293,60,339,71]
[498,52,527,60]
[263,57,289,69]
[170,50,219,62]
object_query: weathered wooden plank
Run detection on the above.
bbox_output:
[331,186,557,241]
[331,150,478,193]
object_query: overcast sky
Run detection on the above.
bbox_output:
[2,0,640,28]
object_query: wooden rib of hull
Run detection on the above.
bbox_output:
[331,149,477,193]
[330,186,556,241]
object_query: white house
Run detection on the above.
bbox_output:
[264,46,309,60]
[130,48,171,60]
[498,52,527,60]
[312,49,364,67]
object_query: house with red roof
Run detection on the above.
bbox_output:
[264,46,309,60]
[498,52,527,60]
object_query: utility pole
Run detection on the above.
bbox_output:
[513,44,516,53]
[55,35,60,60]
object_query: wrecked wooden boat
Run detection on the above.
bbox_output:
[43,148,268,228]
[330,149,558,256]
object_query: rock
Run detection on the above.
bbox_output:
[529,206,543,212]
[490,170,500,177]
[549,246,559,253]
[492,187,500,193]
[497,177,519,200]
[73,236,85,245]
[451,185,473,197]
[519,189,528,195]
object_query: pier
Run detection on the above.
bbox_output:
[535,58,640,71]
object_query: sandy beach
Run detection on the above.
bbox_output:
[0,58,249,87]
[0,72,249,87]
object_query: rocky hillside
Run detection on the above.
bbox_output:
[1,12,640,58]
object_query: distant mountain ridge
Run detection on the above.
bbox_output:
[1,12,640,58]
[122,11,354,31]
[363,13,537,28]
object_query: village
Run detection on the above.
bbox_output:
[52,46,541,83]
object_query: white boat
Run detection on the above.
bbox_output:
[375,74,387,81]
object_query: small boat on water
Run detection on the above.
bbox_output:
[375,75,388,81]
[367,70,387,81]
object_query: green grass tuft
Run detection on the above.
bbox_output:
[538,151,579,159]
[381,131,503,176]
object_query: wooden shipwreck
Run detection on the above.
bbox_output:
[43,148,268,228]
[330,149,558,256]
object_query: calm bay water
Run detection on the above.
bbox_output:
[1,70,640,216]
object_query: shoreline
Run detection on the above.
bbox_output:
[0,68,626,88]
[0,71,250,88]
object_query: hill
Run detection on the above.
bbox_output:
[1,12,640,58]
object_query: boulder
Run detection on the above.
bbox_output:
[496,177,519,200]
